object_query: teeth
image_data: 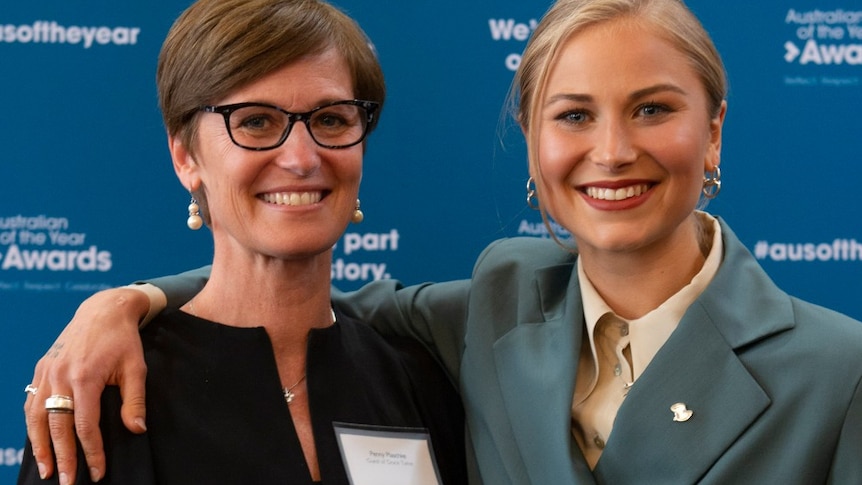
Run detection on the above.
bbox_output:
[261,192,322,206]
[585,184,648,201]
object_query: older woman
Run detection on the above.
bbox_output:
[25,0,862,483]
[18,1,466,484]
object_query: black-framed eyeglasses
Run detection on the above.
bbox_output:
[200,99,380,151]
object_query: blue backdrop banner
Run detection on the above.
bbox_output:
[1,0,860,479]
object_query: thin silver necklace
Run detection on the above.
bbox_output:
[283,309,335,405]
[187,300,335,406]
[283,375,307,404]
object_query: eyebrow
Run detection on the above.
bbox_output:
[545,83,688,106]
[630,83,687,99]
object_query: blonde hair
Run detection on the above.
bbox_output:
[511,0,727,242]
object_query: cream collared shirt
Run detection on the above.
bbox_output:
[571,212,723,468]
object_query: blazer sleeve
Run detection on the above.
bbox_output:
[143,265,212,309]
[827,375,862,482]
[332,279,471,383]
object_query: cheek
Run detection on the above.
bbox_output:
[195,158,260,225]
[535,131,587,222]
[537,130,584,181]
[657,125,711,182]
[337,150,364,185]
[201,158,253,197]
[327,150,364,211]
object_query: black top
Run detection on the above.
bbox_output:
[19,309,467,485]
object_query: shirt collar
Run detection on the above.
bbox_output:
[577,212,724,388]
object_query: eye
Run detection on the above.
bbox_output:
[316,112,348,129]
[556,109,591,125]
[636,103,671,118]
[240,114,271,130]
[232,107,283,133]
[311,105,361,132]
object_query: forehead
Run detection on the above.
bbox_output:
[544,18,701,97]
[225,48,354,106]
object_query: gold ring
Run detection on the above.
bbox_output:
[45,395,74,414]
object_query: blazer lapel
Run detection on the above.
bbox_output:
[593,303,771,483]
[595,220,794,483]
[493,262,597,484]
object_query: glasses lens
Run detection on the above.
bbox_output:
[308,103,367,148]
[228,105,290,149]
[226,102,369,149]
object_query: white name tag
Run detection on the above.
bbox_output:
[333,422,443,485]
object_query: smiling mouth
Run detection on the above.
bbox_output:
[260,191,323,206]
[584,184,650,201]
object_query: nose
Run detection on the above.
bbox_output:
[590,117,637,172]
[274,121,322,176]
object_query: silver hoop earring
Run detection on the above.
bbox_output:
[351,199,364,224]
[702,166,721,199]
[187,196,203,230]
[526,177,539,210]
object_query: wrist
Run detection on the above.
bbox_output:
[121,283,167,328]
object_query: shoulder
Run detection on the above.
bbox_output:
[477,236,574,261]
[474,237,576,276]
[737,294,862,392]
[332,314,457,392]
[788,297,862,357]
[332,313,443,369]
[469,237,578,302]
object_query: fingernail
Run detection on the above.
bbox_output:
[37,462,47,479]
[59,472,70,485]
[90,467,102,482]
[135,417,147,431]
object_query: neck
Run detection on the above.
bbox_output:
[185,251,335,348]
[186,245,332,481]
[580,214,709,319]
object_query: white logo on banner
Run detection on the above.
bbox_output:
[331,229,398,282]
[0,215,114,293]
[0,21,140,48]
[784,8,862,86]
[517,219,571,241]
[753,239,862,262]
[0,215,112,272]
[1,447,23,466]
[488,18,538,71]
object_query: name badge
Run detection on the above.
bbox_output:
[333,422,443,485]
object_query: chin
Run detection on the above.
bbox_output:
[578,228,654,254]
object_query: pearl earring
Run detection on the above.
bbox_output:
[187,196,203,230]
[351,199,364,224]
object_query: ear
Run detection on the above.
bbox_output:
[169,135,201,191]
[706,100,727,171]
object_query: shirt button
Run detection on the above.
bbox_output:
[594,435,606,449]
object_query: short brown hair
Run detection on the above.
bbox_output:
[157,0,386,155]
